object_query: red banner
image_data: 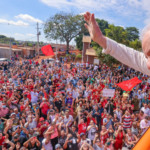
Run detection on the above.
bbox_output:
[41,44,54,56]
[116,77,142,91]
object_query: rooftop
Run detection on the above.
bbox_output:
[86,48,97,56]
[82,36,91,43]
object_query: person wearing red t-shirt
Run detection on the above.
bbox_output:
[87,113,97,126]
[23,89,31,101]
[54,88,59,97]
[0,132,5,146]
[37,117,49,142]
[78,118,87,135]
[6,88,13,98]
[101,98,107,108]
[40,98,50,119]
[35,61,39,66]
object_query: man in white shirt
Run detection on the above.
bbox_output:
[84,12,150,75]
[141,104,150,116]
[30,88,38,104]
[42,135,53,150]
[140,116,150,134]
[63,110,73,126]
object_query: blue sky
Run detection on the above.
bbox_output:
[0,0,150,43]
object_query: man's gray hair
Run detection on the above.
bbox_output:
[140,24,150,41]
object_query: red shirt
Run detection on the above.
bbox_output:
[24,92,31,100]
[37,122,49,137]
[35,61,39,65]
[78,123,87,134]
[101,99,107,108]
[0,97,3,101]
[40,102,50,115]
[29,60,32,64]
[87,117,96,126]
[0,136,5,146]
[6,91,12,98]
[0,80,4,84]
[28,85,34,91]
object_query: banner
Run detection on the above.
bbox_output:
[41,44,54,56]
[116,77,142,91]
[102,88,115,97]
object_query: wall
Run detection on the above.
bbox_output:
[0,48,11,58]
[83,42,90,63]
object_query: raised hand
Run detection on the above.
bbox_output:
[84,12,106,49]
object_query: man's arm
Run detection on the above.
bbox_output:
[103,37,150,75]
[5,139,15,150]
[84,12,150,76]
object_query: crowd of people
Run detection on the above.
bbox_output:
[0,58,149,150]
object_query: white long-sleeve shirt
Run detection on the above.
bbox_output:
[102,38,150,76]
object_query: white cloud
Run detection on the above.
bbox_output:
[14,33,24,37]
[127,0,141,7]
[126,0,150,26]
[26,33,36,37]
[142,0,150,26]
[15,14,43,23]
[40,0,117,11]
[0,19,29,26]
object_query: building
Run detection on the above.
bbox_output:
[0,44,36,58]
[0,47,22,59]
[82,36,99,64]
[19,47,36,58]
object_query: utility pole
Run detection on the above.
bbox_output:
[9,37,12,60]
[36,22,40,57]
[56,39,58,60]
[82,35,84,64]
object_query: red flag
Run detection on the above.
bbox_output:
[116,77,142,91]
[41,44,54,56]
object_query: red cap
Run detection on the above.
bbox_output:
[39,117,44,122]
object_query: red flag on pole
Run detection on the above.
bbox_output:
[41,44,54,56]
[116,77,142,91]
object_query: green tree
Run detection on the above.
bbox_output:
[44,12,85,53]
[129,39,141,51]
[96,19,109,35]
[126,27,139,41]
[75,34,83,50]
[105,25,128,44]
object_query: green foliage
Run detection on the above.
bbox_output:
[66,54,70,57]
[105,25,128,44]
[0,35,15,44]
[129,39,141,51]
[126,27,139,41]
[44,12,85,52]
[96,19,109,35]
[76,54,82,59]
[75,34,83,50]
[27,42,33,47]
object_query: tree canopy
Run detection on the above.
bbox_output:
[126,27,139,41]
[44,12,85,53]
